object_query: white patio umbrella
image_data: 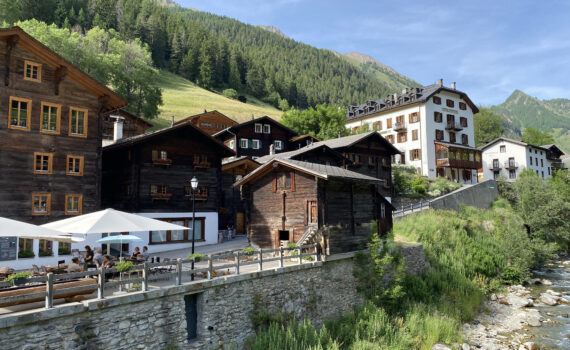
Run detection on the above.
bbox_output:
[98,235,143,259]
[41,208,189,234]
[0,217,81,242]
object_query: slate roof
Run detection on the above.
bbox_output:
[347,84,479,121]
[256,144,345,164]
[312,131,401,155]
[234,158,383,187]
[212,115,298,139]
[479,137,548,152]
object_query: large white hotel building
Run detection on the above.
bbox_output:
[345,80,481,183]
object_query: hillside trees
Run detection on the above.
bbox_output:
[281,104,349,140]
[521,127,555,146]
[474,107,504,146]
[13,20,162,118]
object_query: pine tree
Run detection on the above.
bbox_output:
[228,50,242,91]
[198,38,216,89]
[0,0,21,25]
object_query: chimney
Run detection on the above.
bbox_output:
[269,144,275,155]
[438,78,443,87]
[451,82,456,90]
[251,114,254,121]
[111,115,125,141]
[171,116,175,127]
[204,109,207,113]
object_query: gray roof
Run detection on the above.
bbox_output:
[479,137,549,151]
[234,158,383,187]
[256,144,341,164]
[222,156,260,166]
[347,84,479,121]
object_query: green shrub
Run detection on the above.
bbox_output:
[4,271,33,283]
[186,253,203,261]
[18,251,35,258]
[242,247,255,256]
[222,88,238,99]
[39,251,53,257]
[286,242,297,249]
[115,261,135,272]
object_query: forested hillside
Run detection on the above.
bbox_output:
[1,0,417,114]
[492,90,570,152]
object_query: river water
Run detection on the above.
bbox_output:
[526,261,570,349]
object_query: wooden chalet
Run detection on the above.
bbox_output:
[289,134,320,150]
[174,110,238,136]
[434,141,482,182]
[220,156,260,234]
[0,26,126,226]
[101,122,234,249]
[541,144,566,170]
[213,116,298,159]
[235,159,392,254]
[102,108,152,142]
[257,144,350,168]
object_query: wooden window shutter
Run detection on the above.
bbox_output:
[408,114,413,123]
[273,174,277,192]
[290,171,296,192]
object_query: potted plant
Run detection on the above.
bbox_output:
[187,253,203,262]
[39,251,53,257]
[115,261,135,273]
[4,271,33,286]
[18,251,35,259]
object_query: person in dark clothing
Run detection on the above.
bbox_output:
[83,245,94,270]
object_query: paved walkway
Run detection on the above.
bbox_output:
[151,235,249,261]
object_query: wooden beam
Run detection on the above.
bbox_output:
[54,66,67,95]
[4,34,19,86]
[98,94,110,115]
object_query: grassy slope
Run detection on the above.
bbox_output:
[150,70,282,130]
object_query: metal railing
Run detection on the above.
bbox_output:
[0,244,319,312]
[392,199,431,218]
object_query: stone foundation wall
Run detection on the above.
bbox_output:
[429,180,498,212]
[0,249,425,350]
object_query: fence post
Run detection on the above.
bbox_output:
[313,244,318,262]
[176,258,183,286]
[258,248,263,271]
[98,267,105,299]
[410,203,413,213]
[420,199,423,209]
[401,205,404,215]
[45,272,54,309]
[234,252,240,275]
[298,246,302,265]
[279,246,284,268]
[142,263,149,292]
[207,255,213,279]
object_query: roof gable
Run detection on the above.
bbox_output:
[174,110,238,127]
[226,116,298,136]
[0,26,126,110]
[313,131,401,155]
[480,137,548,152]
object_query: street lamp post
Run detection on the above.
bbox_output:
[190,176,198,281]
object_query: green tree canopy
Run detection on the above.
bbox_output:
[522,127,555,146]
[474,107,504,146]
[281,103,349,140]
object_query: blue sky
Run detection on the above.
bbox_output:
[178,0,570,106]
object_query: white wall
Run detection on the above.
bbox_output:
[482,140,552,181]
[345,89,477,182]
[0,212,219,271]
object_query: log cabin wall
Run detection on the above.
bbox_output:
[247,169,317,249]
[322,179,378,254]
[0,40,104,224]
[102,127,224,214]
[187,111,237,136]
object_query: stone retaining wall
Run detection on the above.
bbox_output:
[0,248,425,349]
[429,179,498,212]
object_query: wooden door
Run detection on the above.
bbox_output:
[236,212,245,233]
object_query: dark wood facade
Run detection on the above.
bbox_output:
[102,123,234,217]
[289,134,320,150]
[213,116,298,159]
[434,141,482,182]
[0,27,126,224]
[102,109,152,141]
[237,160,392,254]
[174,110,238,136]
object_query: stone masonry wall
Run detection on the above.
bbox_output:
[429,179,498,212]
[0,248,425,350]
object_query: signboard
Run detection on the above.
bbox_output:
[0,237,17,261]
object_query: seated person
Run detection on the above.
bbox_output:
[129,247,141,260]
[66,257,83,273]
[141,246,150,261]
[101,255,115,269]
[93,249,104,267]
[136,253,145,262]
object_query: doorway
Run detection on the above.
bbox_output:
[236,212,245,234]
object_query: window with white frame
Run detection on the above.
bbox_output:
[252,139,261,149]
[254,123,262,133]
[263,124,271,134]
[240,139,248,148]
[228,140,235,150]
[274,140,283,150]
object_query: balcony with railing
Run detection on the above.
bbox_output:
[393,121,407,131]
[152,158,172,167]
[490,161,501,171]
[151,192,172,201]
[504,160,518,169]
[445,122,463,131]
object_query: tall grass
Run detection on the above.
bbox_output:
[248,200,556,349]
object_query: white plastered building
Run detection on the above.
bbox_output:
[345,80,481,183]
[480,137,553,182]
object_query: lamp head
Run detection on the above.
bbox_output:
[190,176,198,189]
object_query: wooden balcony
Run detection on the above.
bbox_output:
[445,122,463,131]
[152,193,172,201]
[436,158,482,169]
[152,158,172,167]
[393,122,407,131]
[193,161,211,169]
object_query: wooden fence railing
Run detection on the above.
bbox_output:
[0,244,319,311]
